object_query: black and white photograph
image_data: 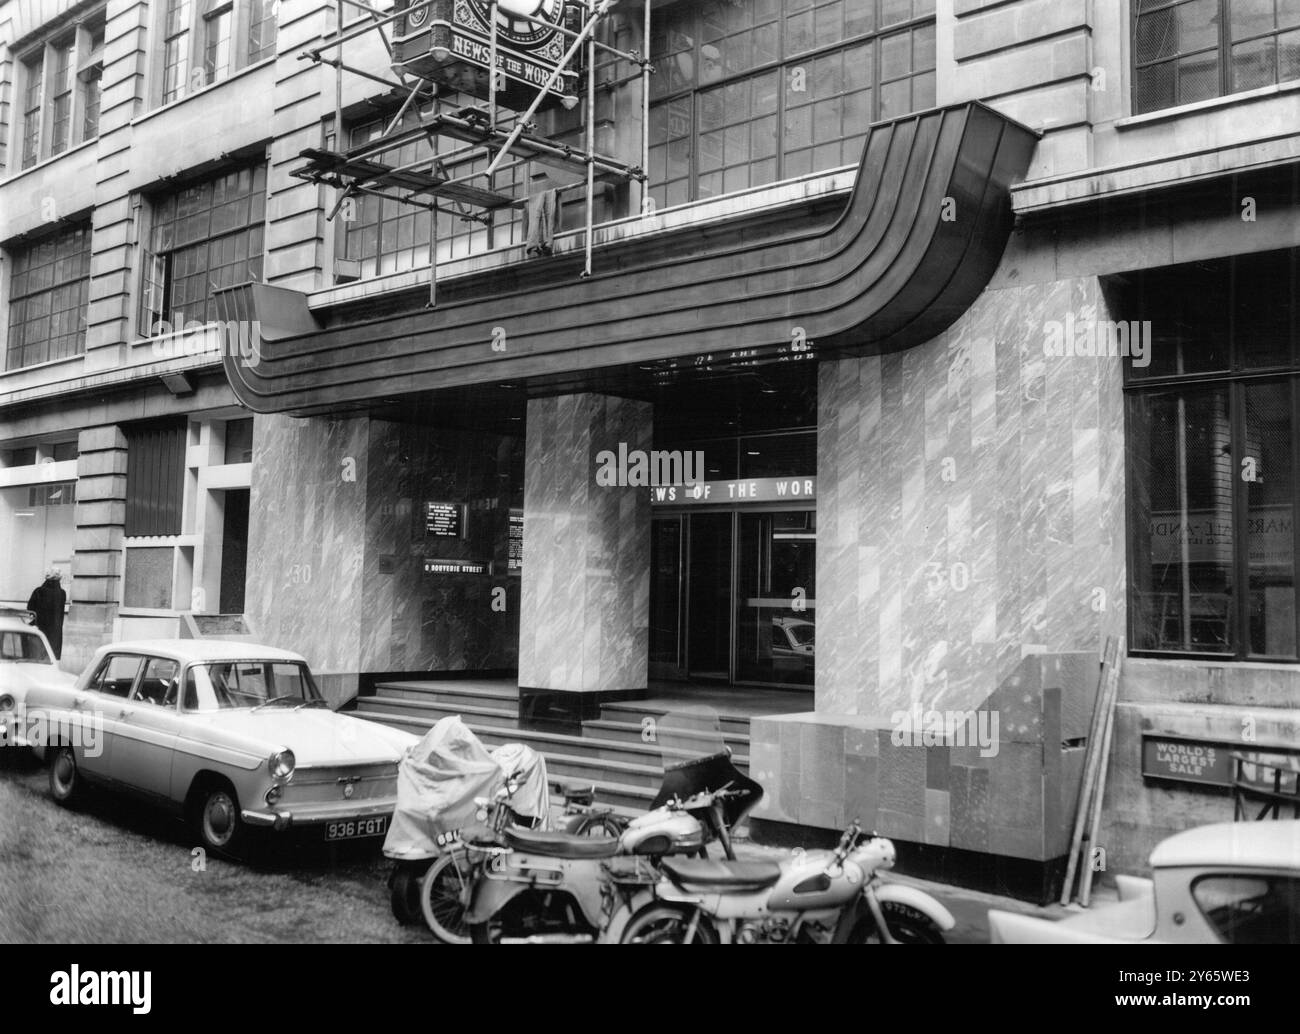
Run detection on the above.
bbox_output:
[0,0,1296,1011]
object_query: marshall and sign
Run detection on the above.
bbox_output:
[392,0,582,110]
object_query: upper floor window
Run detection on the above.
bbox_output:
[1133,0,1300,115]
[140,163,267,333]
[648,0,936,208]
[335,105,528,280]
[5,222,93,370]
[157,0,278,105]
[15,9,106,170]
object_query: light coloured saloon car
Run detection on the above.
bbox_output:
[26,640,418,856]
[0,612,76,749]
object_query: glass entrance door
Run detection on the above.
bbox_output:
[736,511,815,686]
[685,513,733,681]
[649,509,815,687]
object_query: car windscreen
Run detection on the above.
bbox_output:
[188,661,323,711]
[0,631,52,664]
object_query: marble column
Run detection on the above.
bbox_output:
[518,393,652,694]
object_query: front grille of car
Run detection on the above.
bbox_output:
[279,763,399,803]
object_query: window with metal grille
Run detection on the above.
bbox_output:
[140,163,267,335]
[124,422,186,537]
[1133,0,1300,115]
[5,223,92,370]
[337,105,528,279]
[648,0,936,209]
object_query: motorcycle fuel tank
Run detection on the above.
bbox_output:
[621,807,705,856]
[764,850,863,912]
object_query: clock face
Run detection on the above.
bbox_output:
[472,0,560,47]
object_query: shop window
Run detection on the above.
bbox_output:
[0,481,76,600]
[140,163,266,334]
[158,0,277,105]
[1133,0,1300,115]
[648,0,936,208]
[5,222,92,370]
[1123,249,1300,660]
[14,9,107,170]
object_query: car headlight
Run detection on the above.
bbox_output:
[265,785,283,805]
[268,749,296,781]
[0,694,14,712]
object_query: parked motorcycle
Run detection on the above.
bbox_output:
[456,708,763,944]
[615,820,956,944]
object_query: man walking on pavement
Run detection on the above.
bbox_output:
[27,568,67,660]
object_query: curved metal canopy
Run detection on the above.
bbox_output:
[218,102,1037,415]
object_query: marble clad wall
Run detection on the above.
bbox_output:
[518,394,652,693]
[245,413,369,702]
[816,275,1127,719]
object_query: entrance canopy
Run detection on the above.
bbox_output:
[217,102,1037,416]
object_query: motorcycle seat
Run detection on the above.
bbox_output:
[504,826,621,859]
[661,858,782,891]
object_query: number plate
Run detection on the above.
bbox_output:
[324,816,388,841]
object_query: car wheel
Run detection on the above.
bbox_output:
[196,783,246,857]
[420,850,474,944]
[48,746,82,805]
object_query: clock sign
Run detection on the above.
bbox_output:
[459,0,568,62]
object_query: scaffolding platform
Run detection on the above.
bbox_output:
[293,147,520,209]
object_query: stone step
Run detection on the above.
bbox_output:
[360,694,519,730]
[468,722,749,773]
[582,717,749,753]
[373,680,519,707]
[598,699,754,736]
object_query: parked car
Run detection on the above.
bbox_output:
[989,820,1300,944]
[25,639,419,856]
[0,611,76,750]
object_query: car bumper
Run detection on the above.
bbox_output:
[241,797,397,831]
[0,714,27,749]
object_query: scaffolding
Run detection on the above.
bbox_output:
[293,0,654,307]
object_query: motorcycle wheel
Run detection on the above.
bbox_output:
[848,902,946,944]
[389,861,432,926]
[419,850,474,944]
[620,905,719,944]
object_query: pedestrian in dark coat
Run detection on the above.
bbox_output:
[27,569,66,660]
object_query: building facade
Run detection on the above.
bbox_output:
[2,0,1299,882]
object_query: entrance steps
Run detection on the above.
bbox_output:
[353,678,770,816]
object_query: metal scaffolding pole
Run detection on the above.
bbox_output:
[641,0,651,215]
[583,27,595,278]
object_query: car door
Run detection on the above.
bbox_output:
[75,653,145,778]
[110,655,184,801]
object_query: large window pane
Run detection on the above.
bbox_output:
[1244,382,1296,656]
[1128,387,1236,654]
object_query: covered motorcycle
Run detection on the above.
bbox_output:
[384,716,550,924]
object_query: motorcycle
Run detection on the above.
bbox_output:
[615,820,956,944]
[457,708,763,944]
[384,716,621,936]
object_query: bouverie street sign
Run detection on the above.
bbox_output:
[391,0,582,111]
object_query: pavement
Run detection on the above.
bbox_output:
[1,747,1074,944]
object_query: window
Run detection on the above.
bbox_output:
[648,0,936,208]
[90,655,145,697]
[134,657,180,706]
[1133,0,1300,114]
[14,10,108,169]
[223,418,254,465]
[1123,249,1300,660]
[141,163,267,333]
[1192,874,1300,944]
[158,0,277,105]
[6,222,92,370]
[0,632,53,664]
[338,105,528,278]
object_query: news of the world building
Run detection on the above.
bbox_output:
[0,0,1296,1012]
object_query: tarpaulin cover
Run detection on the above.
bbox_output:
[382,715,550,860]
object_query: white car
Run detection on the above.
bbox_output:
[25,639,419,856]
[0,612,76,749]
